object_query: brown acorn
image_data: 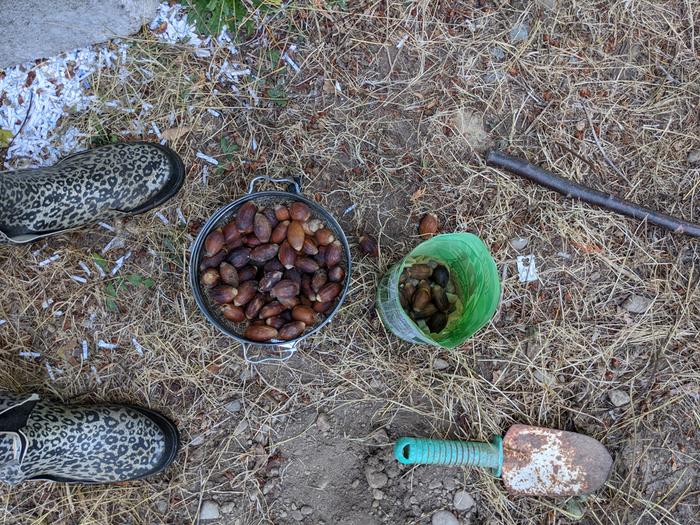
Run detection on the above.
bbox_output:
[278,321,306,340]
[274,204,290,221]
[311,269,328,292]
[259,271,283,292]
[315,245,327,266]
[412,303,438,320]
[233,281,257,306]
[237,265,257,282]
[199,250,226,271]
[278,295,300,309]
[204,229,225,257]
[412,287,431,311]
[227,247,251,268]
[221,304,245,322]
[313,301,334,313]
[271,220,290,244]
[427,311,447,333]
[432,265,449,288]
[359,234,378,257]
[292,305,316,325]
[284,268,302,284]
[245,294,266,319]
[244,234,262,247]
[250,243,279,263]
[259,301,286,319]
[407,264,432,280]
[325,241,343,268]
[290,202,311,222]
[254,213,272,243]
[236,202,257,233]
[264,258,284,272]
[301,275,315,300]
[261,208,279,229]
[222,221,241,244]
[419,213,439,239]
[317,282,342,303]
[265,316,287,329]
[200,268,220,287]
[271,279,300,299]
[219,262,239,287]
[279,241,297,269]
[432,285,450,312]
[299,295,313,307]
[287,221,305,252]
[244,325,278,342]
[315,228,335,246]
[211,285,238,304]
[296,257,320,274]
[302,236,319,256]
[328,266,345,283]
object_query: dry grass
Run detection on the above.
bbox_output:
[1,0,699,524]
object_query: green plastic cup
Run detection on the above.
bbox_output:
[376,233,500,348]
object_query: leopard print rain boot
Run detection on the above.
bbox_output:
[0,392,179,484]
[0,142,185,245]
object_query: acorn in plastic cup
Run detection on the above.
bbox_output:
[418,213,439,239]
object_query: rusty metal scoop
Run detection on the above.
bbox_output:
[394,424,612,497]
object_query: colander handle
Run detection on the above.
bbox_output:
[242,341,300,365]
[247,176,301,195]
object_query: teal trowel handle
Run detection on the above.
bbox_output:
[394,436,504,477]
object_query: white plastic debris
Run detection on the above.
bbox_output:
[516,255,539,283]
[155,211,170,225]
[282,52,301,73]
[38,254,60,267]
[90,365,102,384]
[94,260,106,278]
[70,275,87,284]
[396,34,409,49]
[0,319,6,326]
[41,298,54,309]
[176,207,187,226]
[97,339,118,350]
[98,222,115,232]
[196,151,219,165]
[19,351,41,358]
[81,340,89,360]
[54,310,64,317]
[45,362,57,382]
[132,337,145,356]
[110,251,132,275]
[79,261,92,276]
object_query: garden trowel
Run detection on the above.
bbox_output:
[394,424,612,497]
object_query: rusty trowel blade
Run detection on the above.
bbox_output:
[501,424,612,497]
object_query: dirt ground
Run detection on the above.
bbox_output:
[1,0,699,524]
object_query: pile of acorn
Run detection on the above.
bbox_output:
[398,261,458,335]
[198,200,345,342]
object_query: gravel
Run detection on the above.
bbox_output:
[688,149,700,164]
[622,294,652,314]
[199,500,221,521]
[233,420,249,435]
[433,358,449,370]
[432,510,459,525]
[301,505,313,515]
[224,399,242,413]
[510,237,529,250]
[509,22,529,43]
[453,490,475,511]
[609,389,631,407]
[366,471,389,489]
[316,412,332,432]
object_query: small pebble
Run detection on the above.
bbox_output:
[221,502,236,514]
[233,420,249,435]
[622,294,652,314]
[189,435,205,446]
[688,149,700,165]
[366,471,388,489]
[429,479,442,490]
[609,389,631,407]
[373,489,384,500]
[432,510,459,525]
[316,412,332,432]
[291,509,304,521]
[453,490,476,511]
[199,500,221,521]
[433,358,449,370]
[443,478,458,491]
[263,479,277,495]
[509,22,529,43]
[510,237,529,251]
[224,399,242,413]
[301,505,313,515]
[155,500,168,513]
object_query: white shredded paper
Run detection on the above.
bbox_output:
[97,339,118,350]
[41,298,54,309]
[81,340,89,360]
[516,255,539,283]
[19,351,41,359]
[38,254,60,267]
[110,251,132,275]
[70,275,87,284]
[79,261,92,276]
[91,365,102,384]
[45,362,57,382]
[155,211,170,225]
[196,151,219,165]
[0,320,6,326]
[98,222,115,232]
[176,207,187,225]
[132,337,145,356]
[94,260,106,278]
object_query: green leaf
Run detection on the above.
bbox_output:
[92,253,108,271]
[127,273,143,286]
[105,284,117,298]
[0,129,13,148]
[268,49,281,66]
[143,278,156,289]
[106,298,119,312]
[268,87,287,107]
